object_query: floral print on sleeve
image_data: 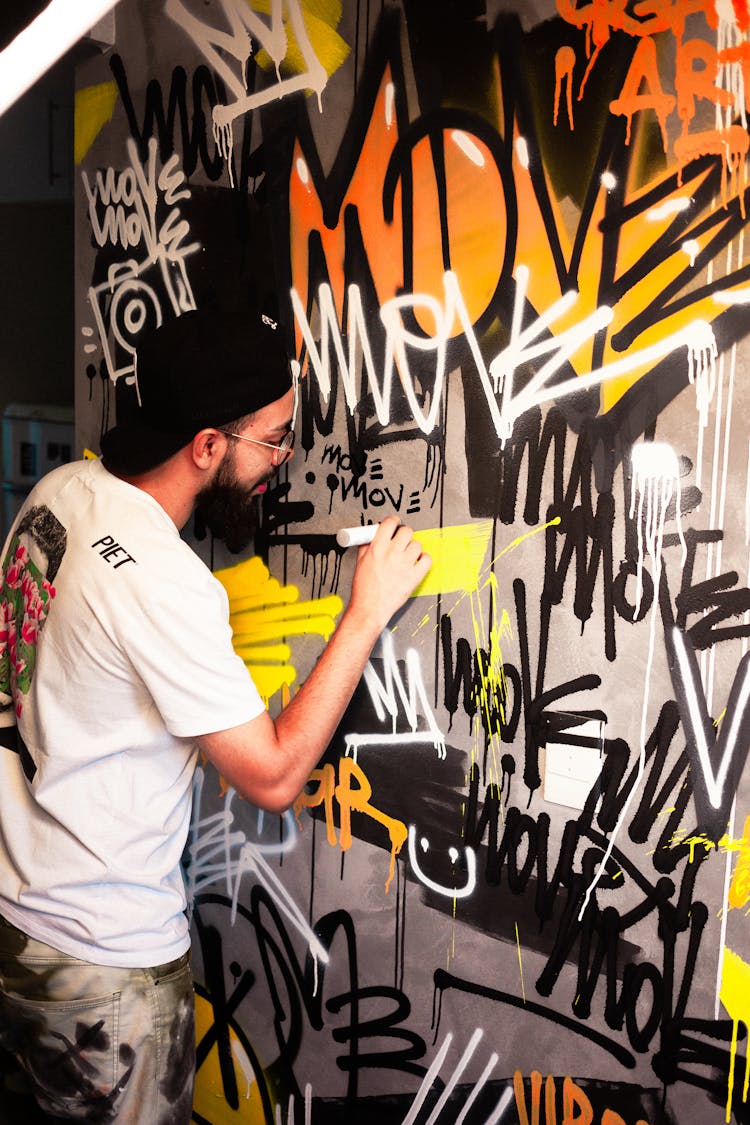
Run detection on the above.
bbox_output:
[0,538,57,718]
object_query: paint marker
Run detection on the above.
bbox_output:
[336,525,379,548]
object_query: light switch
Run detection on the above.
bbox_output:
[543,719,604,811]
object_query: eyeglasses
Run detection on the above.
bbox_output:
[219,427,295,466]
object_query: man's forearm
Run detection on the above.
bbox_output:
[270,602,382,794]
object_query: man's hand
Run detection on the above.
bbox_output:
[349,517,432,639]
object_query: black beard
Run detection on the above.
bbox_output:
[196,464,262,554]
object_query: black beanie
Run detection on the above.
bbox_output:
[100,303,293,474]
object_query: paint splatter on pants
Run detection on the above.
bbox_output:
[0,913,195,1123]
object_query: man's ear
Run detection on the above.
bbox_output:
[191,428,226,470]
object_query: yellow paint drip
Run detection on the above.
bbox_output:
[721,948,750,1121]
[411,520,494,597]
[74,82,118,165]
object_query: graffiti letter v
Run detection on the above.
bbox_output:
[666,623,750,840]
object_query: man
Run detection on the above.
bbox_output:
[0,305,431,1122]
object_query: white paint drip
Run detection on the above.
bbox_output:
[296,155,310,186]
[704,349,726,701]
[228,1034,255,1101]
[687,318,719,434]
[629,442,686,620]
[682,238,700,266]
[213,118,235,188]
[581,442,684,918]
[716,0,748,130]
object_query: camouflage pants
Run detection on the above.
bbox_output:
[0,913,195,1123]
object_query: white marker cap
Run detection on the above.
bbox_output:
[336,525,379,548]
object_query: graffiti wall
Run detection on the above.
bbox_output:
[74,1,750,1121]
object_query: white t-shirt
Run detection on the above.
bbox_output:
[0,459,264,967]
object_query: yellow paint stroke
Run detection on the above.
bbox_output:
[74,82,118,165]
[721,948,750,1121]
[193,993,270,1122]
[82,448,98,460]
[411,520,494,597]
[729,815,750,910]
[515,921,526,1004]
[214,555,342,703]
[249,0,349,82]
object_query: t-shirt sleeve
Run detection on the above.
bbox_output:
[116,559,265,738]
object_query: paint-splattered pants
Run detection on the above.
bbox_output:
[0,912,195,1123]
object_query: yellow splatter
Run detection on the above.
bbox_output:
[721,948,750,1121]
[437,515,559,785]
[249,0,349,82]
[193,993,270,1122]
[214,555,342,703]
[74,82,118,165]
[668,828,747,866]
